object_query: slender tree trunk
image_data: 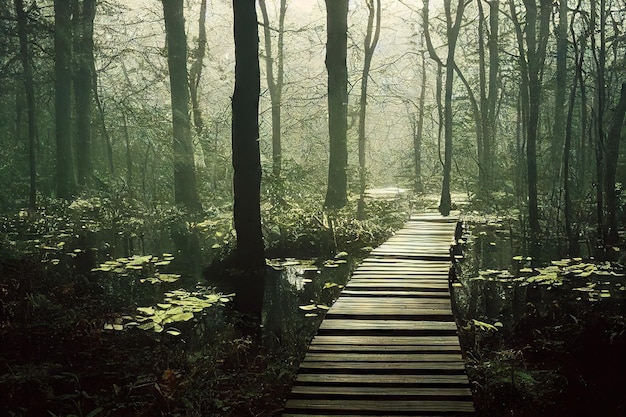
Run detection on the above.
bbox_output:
[423,0,466,216]
[324,0,349,210]
[477,0,488,191]
[74,0,96,187]
[189,0,207,136]
[123,112,133,196]
[92,77,114,174]
[259,0,287,178]
[591,0,607,244]
[232,0,265,317]
[604,83,626,245]
[509,0,550,259]
[356,0,381,220]
[486,0,499,189]
[14,0,37,211]
[414,51,427,193]
[564,6,584,256]
[162,0,202,212]
[54,0,76,199]
[551,0,567,187]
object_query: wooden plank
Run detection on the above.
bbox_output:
[332,297,451,306]
[307,344,461,353]
[341,290,451,298]
[318,319,457,332]
[284,399,475,413]
[296,373,471,385]
[329,304,452,313]
[359,258,451,265]
[290,386,473,398]
[345,281,450,288]
[310,335,462,346]
[299,361,467,372]
[303,353,464,362]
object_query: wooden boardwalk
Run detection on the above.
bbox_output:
[282,213,475,416]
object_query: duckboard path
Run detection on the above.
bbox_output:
[282,212,475,416]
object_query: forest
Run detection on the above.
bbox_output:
[0,0,625,416]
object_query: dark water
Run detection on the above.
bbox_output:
[262,258,353,356]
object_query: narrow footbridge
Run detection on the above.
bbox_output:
[282,213,475,416]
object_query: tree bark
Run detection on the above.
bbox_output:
[74,0,96,187]
[259,0,287,178]
[591,0,607,245]
[563,4,584,256]
[324,0,349,210]
[604,83,626,245]
[551,0,567,186]
[414,50,427,193]
[423,0,466,216]
[509,0,551,258]
[485,0,499,190]
[356,0,381,220]
[14,0,37,211]
[189,0,207,136]
[54,0,76,200]
[232,0,265,317]
[162,0,202,212]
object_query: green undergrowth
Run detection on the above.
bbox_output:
[0,188,411,416]
[455,215,626,417]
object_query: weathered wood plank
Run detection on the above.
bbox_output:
[332,298,452,307]
[303,353,464,362]
[307,344,461,353]
[285,399,475,413]
[310,335,462,346]
[318,319,457,332]
[295,373,471,385]
[343,286,445,298]
[290,385,473,398]
[299,361,466,372]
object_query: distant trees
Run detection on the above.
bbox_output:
[3,0,626,264]
[324,0,349,210]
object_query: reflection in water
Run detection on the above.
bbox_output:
[262,258,353,356]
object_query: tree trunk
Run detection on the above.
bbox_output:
[324,0,349,210]
[423,0,466,216]
[414,51,427,193]
[551,0,567,187]
[232,0,265,317]
[477,0,488,192]
[604,83,626,245]
[509,0,551,259]
[485,0,499,190]
[189,0,207,136]
[564,8,585,256]
[54,0,76,199]
[356,0,381,220]
[123,112,133,196]
[259,0,287,178]
[162,0,202,213]
[74,0,96,187]
[14,0,37,211]
[591,0,607,245]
